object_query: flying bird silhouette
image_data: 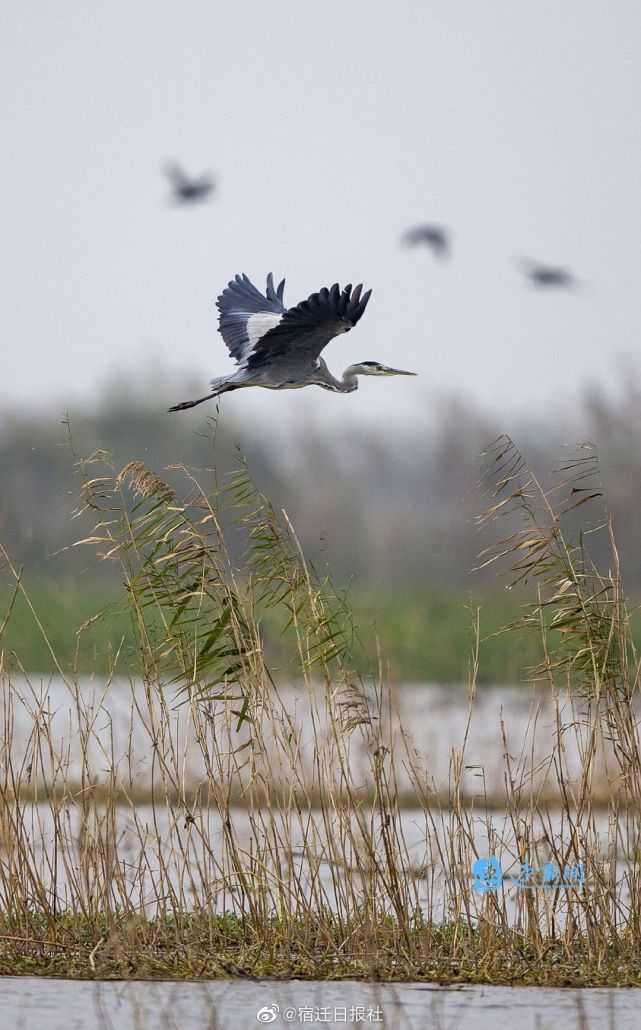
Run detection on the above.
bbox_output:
[169,273,416,411]
[402,224,450,259]
[519,258,576,289]
[165,162,215,204]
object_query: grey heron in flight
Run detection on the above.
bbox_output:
[165,162,215,204]
[169,273,416,411]
[518,258,576,289]
[402,224,450,259]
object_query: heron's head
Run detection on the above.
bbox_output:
[347,361,417,377]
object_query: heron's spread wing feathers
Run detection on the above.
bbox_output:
[217,273,287,363]
[216,274,371,371]
[245,281,372,369]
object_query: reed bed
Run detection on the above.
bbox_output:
[0,436,640,984]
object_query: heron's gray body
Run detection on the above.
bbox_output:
[169,273,415,411]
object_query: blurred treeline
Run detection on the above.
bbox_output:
[1,378,640,681]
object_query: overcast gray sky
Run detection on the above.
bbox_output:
[2,1,641,429]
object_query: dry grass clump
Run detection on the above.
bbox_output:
[0,436,640,983]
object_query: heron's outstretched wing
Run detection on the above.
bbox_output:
[245,282,372,370]
[216,273,287,364]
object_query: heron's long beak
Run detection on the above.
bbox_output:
[386,367,417,376]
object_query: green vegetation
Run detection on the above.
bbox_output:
[0,576,541,683]
[2,914,641,985]
[3,380,641,682]
[0,435,641,984]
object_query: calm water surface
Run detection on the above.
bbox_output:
[0,977,628,1030]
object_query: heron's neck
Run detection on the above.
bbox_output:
[317,362,359,393]
[338,367,360,393]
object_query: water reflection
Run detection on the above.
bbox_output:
[0,976,625,1030]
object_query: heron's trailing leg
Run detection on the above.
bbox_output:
[168,383,237,412]
[168,393,215,412]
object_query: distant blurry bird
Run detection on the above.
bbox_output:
[402,224,450,259]
[518,258,576,289]
[169,273,416,411]
[165,162,215,204]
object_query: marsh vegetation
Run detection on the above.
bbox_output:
[4,381,641,680]
[0,433,641,985]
